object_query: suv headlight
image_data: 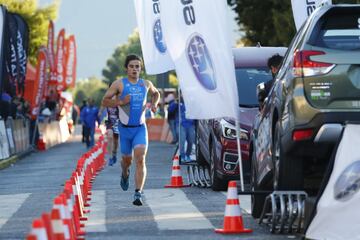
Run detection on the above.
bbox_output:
[220,119,249,140]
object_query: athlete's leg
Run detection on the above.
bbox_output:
[112,121,120,160]
[121,154,132,178]
[113,133,119,158]
[132,125,148,191]
[133,147,147,191]
[120,135,132,178]
[106,128,114,155]
[119,127,133,191]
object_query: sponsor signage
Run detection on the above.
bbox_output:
[65,35,76,89]
[134,0,174,74]
[160,0,239,119]
[31,48,47,119]
[55,29,66,91]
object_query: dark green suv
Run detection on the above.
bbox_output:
[250,4,360,218]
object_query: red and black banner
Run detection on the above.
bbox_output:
[55,28,66,91]
[0,6,6,96]
[65,35,76,89]
[30,47,47,119]
[47,20,57,87]
[3,12,29,97]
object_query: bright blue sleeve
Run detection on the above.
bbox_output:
[80,107,85,123]
[168,101,178,112]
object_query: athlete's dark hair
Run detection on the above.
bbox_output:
[267,54,283,69]
[124,54,142,68]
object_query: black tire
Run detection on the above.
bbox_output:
[273,122,303,190]
[250,148,266,218]
[195,132,207,166]
[210,143,226,191]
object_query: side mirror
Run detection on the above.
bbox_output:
[256,82,266,108]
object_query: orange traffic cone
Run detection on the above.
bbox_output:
[41,212,55,240]
[37,134,46,151]
[215,181,252,234]
[165,155,190,188]
[27,218,48,240]
[50,208,66,240]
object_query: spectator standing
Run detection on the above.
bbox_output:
[80,98,100,148]
[264,54,284,96]
[80,100,87,143]
[176,97,195,163]
[0,91,11,120]
[166,93,178,144]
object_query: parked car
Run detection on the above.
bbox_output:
[196,46,287,191]
[250,4,360,218]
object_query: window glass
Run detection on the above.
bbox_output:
[236,67,272,107]
[314,11,360,50]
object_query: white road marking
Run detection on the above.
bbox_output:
[0,193,30,228]
[85,190,107,232]
[146,189,214,230]
[222,192,251,214]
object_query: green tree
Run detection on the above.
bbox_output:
[228,0,360,46]
[227,0,295,46]
[0,0,60,64]
[102,29,156,85]
[72,76,107,107]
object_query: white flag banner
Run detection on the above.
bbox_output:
[306,124,360,240]
[134,0,174,74]
[291,0,332,30]
[160,0,238,119]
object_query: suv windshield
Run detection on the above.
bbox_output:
[236,67,272,107]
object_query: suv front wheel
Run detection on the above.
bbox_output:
[272,122,303,190]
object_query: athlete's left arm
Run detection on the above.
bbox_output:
[146,80,160,113]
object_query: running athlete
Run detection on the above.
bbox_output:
[102,54,160,206]
[106,100,120,166]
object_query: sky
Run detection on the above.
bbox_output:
[39,0,242,80]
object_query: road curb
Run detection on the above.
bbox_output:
[0,148,34,170]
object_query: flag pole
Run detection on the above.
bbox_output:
[177,87,181,159]
[235,120,245,191]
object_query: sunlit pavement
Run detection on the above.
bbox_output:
[0,129,301,239]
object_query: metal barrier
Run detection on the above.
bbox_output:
[186,163,211,188]
[0,120,10,160]
[259,191,308,234]
[5,118,16,155]
[0,118,31,160]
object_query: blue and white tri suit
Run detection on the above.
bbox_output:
[118,78,148,155]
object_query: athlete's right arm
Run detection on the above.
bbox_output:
[102,79,129,107]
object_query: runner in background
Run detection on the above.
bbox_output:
[104,95,120,166]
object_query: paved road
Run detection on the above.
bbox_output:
[0,131,302,240]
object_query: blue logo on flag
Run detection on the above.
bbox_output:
[187,34,216,91]
[334,161,360,201]
[153,19,167,53]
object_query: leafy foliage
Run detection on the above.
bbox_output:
[102,29,156,85]
[0,0,60,65]
[227,0,360,46]
[72,76,107,107]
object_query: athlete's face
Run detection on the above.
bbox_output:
[126,60,141,79]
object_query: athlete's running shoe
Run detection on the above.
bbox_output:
[120,169,130,191]
[112,156,117,165]
[133,191,143,206]
[108,156,114,166]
